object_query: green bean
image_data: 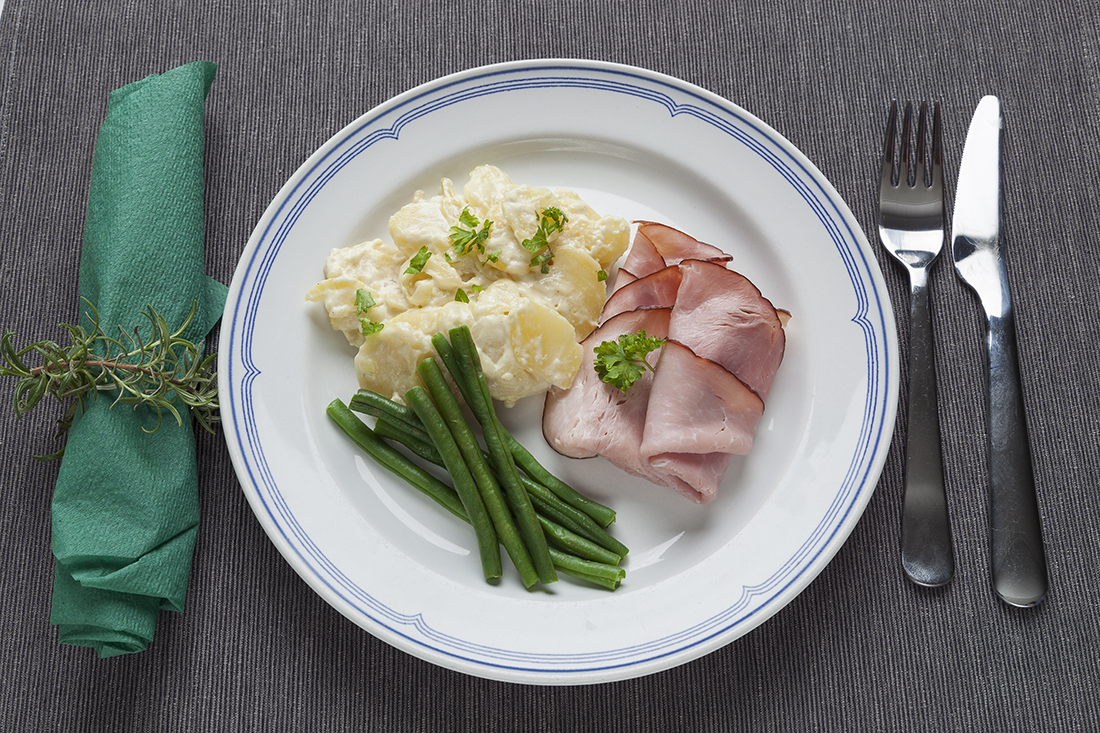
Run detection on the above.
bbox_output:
[430,332,471,399]
[548,548,626,586]
[365,390,614,553]
[405,386,502,581]
[325,399,466,521]
[332,398,625,592]
[417,357,539,589]
[346,340,628,585]
[538,514,622,566]
[374,415,441,464]
[448,326,558,585]
[555,567,622,591]
[506,434,617,528]
[523,477,630,558]
[349,389,421,430]
[374,407,623,563]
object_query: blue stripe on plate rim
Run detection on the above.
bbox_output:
[223,60,894,676]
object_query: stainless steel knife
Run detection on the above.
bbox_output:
[951,95,1048,607]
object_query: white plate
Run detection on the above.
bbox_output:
[219,60,898,685]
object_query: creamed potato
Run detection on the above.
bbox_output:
[306,165,629,406]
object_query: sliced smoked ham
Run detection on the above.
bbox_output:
[635,221,731,267]
[668,259,786,401]
[640,341,765,504]
[611,221,730,293]
[641,340,764,457]
[613,225,665,283]
[602,265,682,321]
[542,308,675,470]
[544,306,702,498]
[649,452,734,505]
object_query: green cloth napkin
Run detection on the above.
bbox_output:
[49,61,228,658]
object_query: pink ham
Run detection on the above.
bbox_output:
[642,341,764,456]
[601,266,681,321]
[543,307,700,497]
[636,221,732,267]
[669,259,786,401]
[614,225,665,283]
[640,341,765,504]
[649,453,734,505]
[609,268,637,294]
[611,222,730,293]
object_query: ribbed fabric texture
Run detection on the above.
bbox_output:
[0,0,1097,730]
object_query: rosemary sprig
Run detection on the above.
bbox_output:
[0,298,219,459]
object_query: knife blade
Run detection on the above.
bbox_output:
[951,95,1048,607]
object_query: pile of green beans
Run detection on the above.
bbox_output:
[326,325,627,591]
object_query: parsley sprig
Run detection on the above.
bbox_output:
[521,207,567,274]
[592,330,667,392]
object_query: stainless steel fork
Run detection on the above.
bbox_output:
[878,100,954,587]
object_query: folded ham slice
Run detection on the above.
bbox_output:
[604,259,785,398]
[669,259,786,402]
[611,221,730,292]
[648,452,734,504]
[634,221,731,268]
[642,340,764,456]
[640,341,765,503]
[602,265,681,320]
[545,306,705,497]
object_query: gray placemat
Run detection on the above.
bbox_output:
[0,0,1097,730]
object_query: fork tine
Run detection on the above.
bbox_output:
[899,101,913,187]
[881,99,897,190]
[931,102,943,195]
[916,101,929,188]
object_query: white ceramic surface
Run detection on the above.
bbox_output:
[219,60,898,685]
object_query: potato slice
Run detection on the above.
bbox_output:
[524,246,607,340]
[511,300,583,390]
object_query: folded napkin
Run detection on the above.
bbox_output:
[49,61,228,658]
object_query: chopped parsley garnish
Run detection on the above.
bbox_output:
[593,330,666,392]
[360,320,384,336]
[448,207,493,258]
[454,284,484,303]
[355,288,384,336]
[355,288,377,312]
[521,207,567,274]
[454,283,484,303]
[597,269,608,282]
[404,246,432,274]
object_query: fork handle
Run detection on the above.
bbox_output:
[900,268,955,587]
[984,310,1048,607]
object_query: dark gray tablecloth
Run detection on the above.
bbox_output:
[1,1,1097,730]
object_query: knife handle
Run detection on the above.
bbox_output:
[985,310,1048,607]
[900,270,955,587]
